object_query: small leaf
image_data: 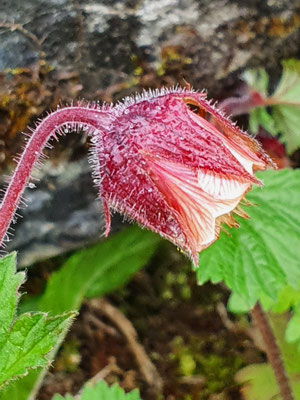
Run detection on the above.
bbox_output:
[249,107,278,136]
[268,313,300,374]
[242,68,269,96]
[286,302,300,350]
[197,169,300,305]
[39,226,160,314]
[0,253,75,389]
[271,59,300,102]
[243,60,300,153]
[227,292,252,314]
[237,364,300,400]
[0,253,24,340]
[236,364,279,400]
[272,104,300,153]
[236,313,300,399]
[51,380,141,400]
[271,285,300,314]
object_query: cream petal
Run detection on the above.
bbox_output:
[147,157,250,259]
[197,169,251,200]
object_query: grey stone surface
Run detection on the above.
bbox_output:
[1,0,299,93]
[5,157,109,267]
[1,0,300,265]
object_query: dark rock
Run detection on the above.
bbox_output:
[5,157,116,267]
[0,0,299,94]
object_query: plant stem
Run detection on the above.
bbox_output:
[251,302,294,400]
[265,97,300,107]
[0,106,110,247]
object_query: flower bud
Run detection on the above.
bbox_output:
[96,88,274,265]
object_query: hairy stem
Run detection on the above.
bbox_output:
[218,91,266,116]
[0,106,110,247]
[251,302,294,400]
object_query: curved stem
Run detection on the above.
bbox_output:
[251,302,294,400]
[0,106,110,247]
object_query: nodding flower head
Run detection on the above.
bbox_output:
[95,87,274,265]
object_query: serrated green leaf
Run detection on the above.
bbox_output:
[197,169,300,305]
[3,227,159,399]
[230,284,300,314]
[0,370,40,400]
[39,226,160,314]
[0,253,75,390]
[0,253,24,340]
[51,380,140,400]
[0,312,74,388]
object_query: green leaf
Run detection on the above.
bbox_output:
[0,253,24,339]
[286,308,300,344]
[229,281,300,355]
[0,371,40,400]
[272,59,300,102]
[236,364,280,400]
[272,104,300,153]
[236,363,300,400]
[268,313,300,374]
[0,253,75,389]
[0,313,74,388]
[249,107,278,136]
[243,60,300,153]
[242,68,269,96]
[51,380,141,400]
[196,169,300,306]
[39,226,160,314]
[230,284,300,315]
[236,313,300,399]
[271,285,300,313]
[227,292,252,314]
[3,226,159,399]
[285,302,300,350]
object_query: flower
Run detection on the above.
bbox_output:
[95,87,274,265]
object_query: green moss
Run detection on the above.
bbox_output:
[170,335,244,397]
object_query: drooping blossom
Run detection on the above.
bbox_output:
[95,88,274,265]
[0,87,274,265]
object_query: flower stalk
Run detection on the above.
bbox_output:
[0,106,110,246]
[251,303,294,400]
